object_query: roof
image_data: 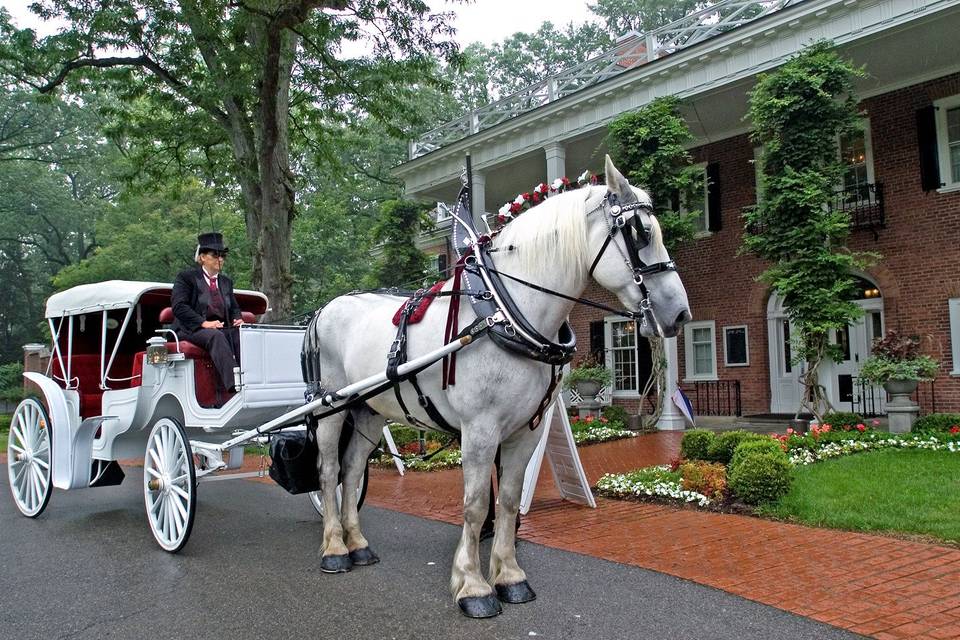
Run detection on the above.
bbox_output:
[44,280,269,318]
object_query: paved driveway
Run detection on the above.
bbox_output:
[0,465,862,640]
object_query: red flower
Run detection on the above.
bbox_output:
[950,425,960,434]
[509,202,522,214]
[585,415,594,423]
[532,192,542,204]
[497,213,506,224]
[522,192,532,201]
[600,417,609,423]
[856,424,866,432]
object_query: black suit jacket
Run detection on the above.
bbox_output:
[171,266,242,334]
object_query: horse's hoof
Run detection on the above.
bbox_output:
[349,547,380,566]
[457,594,502,618]
[496,580,537,604]
[320,553,353,574]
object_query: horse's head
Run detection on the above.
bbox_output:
[586,155,692,338]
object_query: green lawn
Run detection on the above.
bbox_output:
[760,448,960,543]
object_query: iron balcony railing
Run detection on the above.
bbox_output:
[744,182,885,237]
[851,377,937,418]
[682,380,742,416]
[409,0,798,159]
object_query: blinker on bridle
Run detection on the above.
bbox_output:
[587,191,678,325]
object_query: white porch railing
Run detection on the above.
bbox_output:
[410,0,799,159]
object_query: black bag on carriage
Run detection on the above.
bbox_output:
[268,428,321,495]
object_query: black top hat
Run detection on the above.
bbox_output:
[197,232,229,253]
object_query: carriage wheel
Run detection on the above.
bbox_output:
[143,417,196,553]
[7,398,52,518]
[309,462,369,517]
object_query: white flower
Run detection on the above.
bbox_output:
[577,170,591,184]
[498,203,511,216]
[514,194,526,205]
[552,178,564,190]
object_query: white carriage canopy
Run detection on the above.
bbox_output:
[45,280,269,318]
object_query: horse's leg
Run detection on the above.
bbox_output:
[451,431,502,618]
[315,413,352,573]
[337,409,382,566]
[489,425,542,604]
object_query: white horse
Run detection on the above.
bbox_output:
[306,156,691,617]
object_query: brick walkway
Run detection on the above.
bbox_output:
[365,433,960,640]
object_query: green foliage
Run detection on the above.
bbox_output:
[365,200,433,289]
[679,460,727,500]
[589,0,705,35]
[680,429,715,461]
[0,362,23,404]
[728,449,793,505]
[819,412,865,430]
[564,364,613,388]
[912,414,960,434]
[601,404,629,426]
[606,96,700,250]
[742,41,874,416]
[729,439,785,470]
[859,355,939,385]
[706,430,766,465]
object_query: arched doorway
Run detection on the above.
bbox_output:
[767,275,884,414]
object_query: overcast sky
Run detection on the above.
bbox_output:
[1,1,598,47]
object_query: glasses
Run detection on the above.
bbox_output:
[204,251,227,259]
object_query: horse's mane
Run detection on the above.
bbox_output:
[490,184,666,284]
[490,187,592,285]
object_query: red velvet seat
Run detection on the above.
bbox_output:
[52,354,139,418]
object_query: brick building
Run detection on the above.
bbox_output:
[394,0,960,425]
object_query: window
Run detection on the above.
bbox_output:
[683,320,716,380]
[607,318,638,392]
[435,202,452,222]
[838,121,875,206]
[723,325,749,367]
[685,164,709,234]
[935,95,960,190]
[950,299,960,376]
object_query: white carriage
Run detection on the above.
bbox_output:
[6,280,367,552]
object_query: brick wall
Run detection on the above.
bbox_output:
[568,71,960,416]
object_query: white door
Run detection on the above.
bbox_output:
[768,315,802,414]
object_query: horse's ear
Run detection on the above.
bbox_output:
[604,154,632,197]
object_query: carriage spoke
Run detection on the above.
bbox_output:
[12,460,27,486]
[35,466,49,490]
[24,466,35,508]
[11,422,26,449]
[147,448,163,473]
[145,466,162,479]
[170,496,185,535]
[170,484,190,501]
[31,467,43,501]
[9,442,24,454]
[34,456,50,471]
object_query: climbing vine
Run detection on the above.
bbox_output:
[742,41,876,421]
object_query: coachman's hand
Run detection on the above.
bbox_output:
[201,320,224,329]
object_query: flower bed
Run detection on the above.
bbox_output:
[570,415,638,445]
[784,432,960,466]
[596,465,712,507]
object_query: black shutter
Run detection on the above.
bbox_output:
[669,188,681,213]
[636,333,653,390]
[917,106,942,192]
[589,321,605,361]
[706,162,722,231]
[437,253,447,276]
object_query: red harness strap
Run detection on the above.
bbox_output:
[391,279,446,326]
[442,253,472,389]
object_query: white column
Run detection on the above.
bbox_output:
[657,337,687,430]
[544,142,566,182]
[470,170,486,229]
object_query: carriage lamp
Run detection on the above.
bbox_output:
[146,336,169,366]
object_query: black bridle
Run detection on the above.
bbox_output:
[587,192,678,328]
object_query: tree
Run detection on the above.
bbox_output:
[364,200,432,289]
[589,0,705,35]
[1,1,459,322]
[606,95,701,427]
[742,41,875,421]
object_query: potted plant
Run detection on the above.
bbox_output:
[858,330,939,395]
[564,354,613,400]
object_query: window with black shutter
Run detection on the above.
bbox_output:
[636,331,653,390]
[437,253,447,276]
[917,105,942,191]
[589,320,605,362]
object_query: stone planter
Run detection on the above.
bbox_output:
[572,379,603,399]
[788,418,809,434]
[883,378,920,433]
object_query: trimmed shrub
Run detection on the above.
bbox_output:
[728,449,792,505]
[0,362,23,405]
[680,429,715,461]
[730,438,785,469]
[820,411,864,431]
[601,405,629,426]
[706,430,767,464]
[679,461,727,500]
[912,413,960,434]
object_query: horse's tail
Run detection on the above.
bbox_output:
[300,307,325,398]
